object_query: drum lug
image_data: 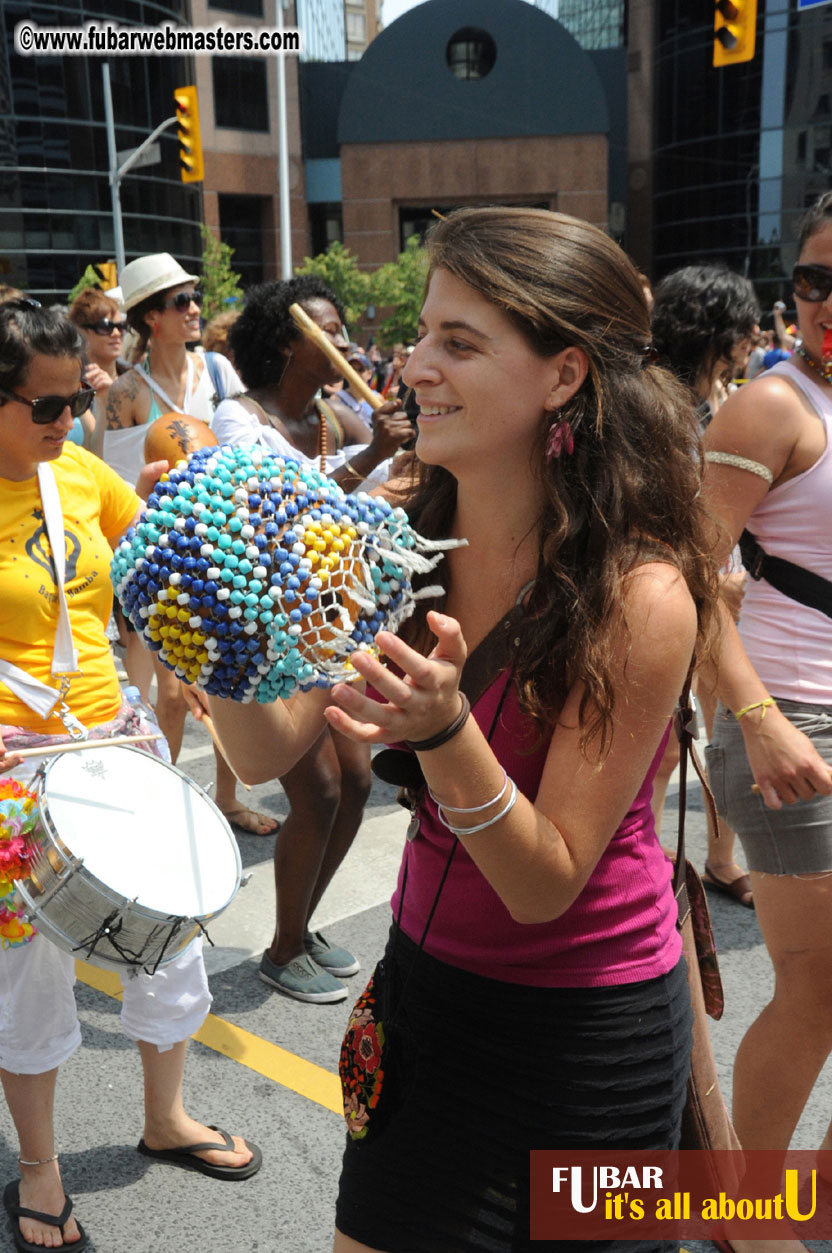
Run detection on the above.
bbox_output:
[240,872,252,888]
[22,854,84,917]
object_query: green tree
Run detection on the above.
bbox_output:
[199,224,244,322]
[294,241,371,331]
[67,265,104,304]
[369,235,427,348]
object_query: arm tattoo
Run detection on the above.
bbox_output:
[106,371,140,430]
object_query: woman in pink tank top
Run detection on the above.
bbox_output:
[198,207,719,1252]
[703,191,832,1239]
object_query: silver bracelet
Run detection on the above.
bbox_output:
[440,779,519,836]
[18,1153,58,1166]
[428,769,508,814]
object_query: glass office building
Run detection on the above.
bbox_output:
[557,0,624,50]
[0,0,199,300]
[653,0,832,298]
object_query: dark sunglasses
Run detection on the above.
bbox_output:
[164,290,203,312]
[0,386,95,424]
[83,317,126,336]
[792,265,832,303]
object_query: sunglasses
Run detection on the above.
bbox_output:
[164,290,203,312]
[0,386,95,424]
[792,265,832,303]
[83,317,127,336]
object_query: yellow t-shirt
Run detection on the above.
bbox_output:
[0,444,139,731]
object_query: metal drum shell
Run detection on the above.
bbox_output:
[14,747,241,974]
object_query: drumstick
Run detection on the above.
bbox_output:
[14,733,162,760]
[199,712,252,792]
[289,303,384,411]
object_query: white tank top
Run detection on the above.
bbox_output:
[739,360,832,703]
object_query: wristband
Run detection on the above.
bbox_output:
[405,692,471,752]
[734,697,776,720]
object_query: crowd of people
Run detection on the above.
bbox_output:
[0,192,831,1251]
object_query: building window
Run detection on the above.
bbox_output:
[207,0,263,13]
[218,194,268,287]
[308,203,343,256]
[346,11,365,41]
[446,28,497,81]
[823,41,832,72]
[212,60,269,131]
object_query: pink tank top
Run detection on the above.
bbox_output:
[739,361,832,703]
[388,671,681,988]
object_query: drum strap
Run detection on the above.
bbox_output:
[36,463,79,676]
[0,465,87,737]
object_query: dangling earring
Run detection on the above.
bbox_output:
[545,415,574,461]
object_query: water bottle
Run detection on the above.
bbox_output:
[123,685,171,762]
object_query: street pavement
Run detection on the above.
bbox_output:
[2,690,831,1252]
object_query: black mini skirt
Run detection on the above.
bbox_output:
[335,925,692,1253]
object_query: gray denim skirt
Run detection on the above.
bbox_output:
[706,698,832,875]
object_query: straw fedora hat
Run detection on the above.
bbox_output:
[120,253,199,311]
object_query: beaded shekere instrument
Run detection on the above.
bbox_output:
[111,444,458,701]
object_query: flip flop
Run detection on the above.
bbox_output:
[220,806,279,837]
[137,1125,263,1181]
[703,864,754,909]
[3,1179,88,1253]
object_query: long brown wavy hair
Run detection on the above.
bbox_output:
[399,207,719,754]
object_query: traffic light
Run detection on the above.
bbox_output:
[174,86,204,183]
[713,0,757,67]
[93,261,118,289]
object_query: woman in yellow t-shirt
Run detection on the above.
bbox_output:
[0,301,260,1253]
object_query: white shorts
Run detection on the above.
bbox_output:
[0,719,212,1073]
[0,934,212,1075]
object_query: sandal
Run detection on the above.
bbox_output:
[703,863,754,910]
[137,1125,262,1180]
[220,806,279,837]
[3,1179,88,1253]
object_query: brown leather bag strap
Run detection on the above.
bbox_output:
[672,656,719,925]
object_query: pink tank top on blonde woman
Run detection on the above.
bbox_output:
[739,360,832,704]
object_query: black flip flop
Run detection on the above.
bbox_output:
[137,1125,262,1180]
[3,1179,88,1253]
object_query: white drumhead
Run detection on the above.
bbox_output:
[41,746,240,917]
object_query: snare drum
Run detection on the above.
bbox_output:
[14,745,241,973]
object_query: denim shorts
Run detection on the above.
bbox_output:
[706,698,832,874]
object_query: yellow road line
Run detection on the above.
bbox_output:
[75,960,342,1116]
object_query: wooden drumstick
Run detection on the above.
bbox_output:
[289,303,384,411]
[14,733,162,760]
[199,712,252,792]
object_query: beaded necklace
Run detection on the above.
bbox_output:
[795,345,832,385]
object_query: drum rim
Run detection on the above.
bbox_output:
[33,743,242,920]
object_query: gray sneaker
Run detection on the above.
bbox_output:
[303,930,361,977]
[258,950,347,1003]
